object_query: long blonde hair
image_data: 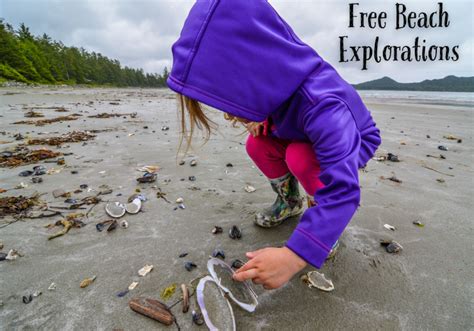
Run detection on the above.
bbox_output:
[177,93,248,154]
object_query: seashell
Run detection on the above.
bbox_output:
[31,177,43,183]
[412,220,425,227]
[436,178,445,183]
[19,170,33,177]
[176,197,184,204]
[136,172,157,183]
[226,163,233,167]
[107,220,118,232]
[120,220,129,229]
[125,198,141,214]
[178,203,185,209]
[192,310,204,325]
[178,160,185,166]
[212,249,225,260]
[52,189,67,198]
[80,184,88,189]
[5,249,19,260]
[181,284,189,313]
[188,175,196,181]
[179,252,188,258]
[212,226,223,234]
[48,283,56,291]
[380,240,403,253]
[33,291,42,297]
[117,290,129,297]
[190,159,197,167]
[438,145,448,151]
[185,262,197,272]
[138,264,153,277]
[231,259,245,269]
[229,225,242,240]
[244,185,256,193]
[383,224,396,231]
[105,202,126,218]
[23,294,33,304]
[129,297,175,326]
[80,275,96,288]
[161,126,170,131]
[137,165,160,173]
[301,271,335,292]
[387,153,399,162]
[128,281,139,290]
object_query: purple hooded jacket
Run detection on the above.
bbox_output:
[167,0,381,268]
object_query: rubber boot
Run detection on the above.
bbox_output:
[255,173,304,228]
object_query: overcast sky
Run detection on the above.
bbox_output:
[1,0,473,83]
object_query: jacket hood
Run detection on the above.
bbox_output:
[167,0,323,122]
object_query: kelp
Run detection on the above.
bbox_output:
[27,131,96,146]
[0,146,61,167]
[0,194,41,216]
[13,115,81,126]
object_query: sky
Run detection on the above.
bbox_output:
[1,0,473,84]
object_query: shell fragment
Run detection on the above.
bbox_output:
[138,264,153,277]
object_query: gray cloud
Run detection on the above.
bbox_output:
[2,0,473,83]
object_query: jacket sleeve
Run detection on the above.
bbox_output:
[286,97,361,268]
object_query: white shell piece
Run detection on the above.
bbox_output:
[207,258,258,312]
[138,264,153,277]
[244,185,256,193]
[128,281,139,290]
[125,198,141,214]
[384,224,396,231]
[305,271,335,292]
[196,276,236,331]
[105,202,126,218]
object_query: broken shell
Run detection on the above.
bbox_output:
[212,226,223,234]
[178,203,185,209]
[181,284,189,313]
[5,249,19,260]
[212,249,226,260]
[229,225,242,240]
[80,275,96,288]
[413,220,425,227]
[387,153,399,162]
[129,297,175,326]
[226,163,233,167]
[120,220,129,229]
[136,172,157,183]
[380,240,403,253]
[192,310,204,326]
[176,197,184,204]
[436,178,445,183]
[231,259,245,269]
[138,264,153,277]
[96,220,114,232]
[244,185,256,193]
[179,252,188,258]
[52,189,67,198]
[129,281,139,290]
[301,271,334,292]
[185,262,197,272]
[383,224,396,231]
[137,165,160,173]
[48,283,56,291]
[0,252,7,261]
[31,177,43,183]
[107,220,118,232]
[160,283,177,300]
[438,145,448,151]
[188,175,196,181]
[32,291,42,298]
[105,202,126,218]
[117,290,129,297]
[161,126,170,131]
[190,159,197,167]
[125,198,141,214]
[178,160,185,165]
[22,295,33,304]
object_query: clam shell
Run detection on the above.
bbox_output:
[125,198,141,214]
[244,185,256,193]
[105,202,126,218]
[304,271,334,292]
[138,264,153,277]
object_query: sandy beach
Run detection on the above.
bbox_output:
[0,87,472,330]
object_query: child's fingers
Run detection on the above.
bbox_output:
[246,248,266,259]
[233,268,259,282]
[235,258,257,273]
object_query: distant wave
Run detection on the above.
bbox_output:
[359,90,474,108]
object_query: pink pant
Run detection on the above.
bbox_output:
[246,134,324,196]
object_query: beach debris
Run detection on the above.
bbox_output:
[0,242,3,249]
[244,185,256,193]
[0,147,61,168]
[0,252,6,261]
[31,177,43,184]
[156,188,170,203]
[117,290,129,297]
[120,220,129,229]
[380,175,402,183]
[188,175,196,181]
[19,170,33,177]
[226,163,233,167]
[129,297,175,326]
[106,220,118,232]
[185,262,197,272]
[175,197,184,204]
[47,214,85,240]
[380,240,403,253]
[13,114,80,126]
[212,249,226,260]
[300,271,335,292]
[413,220,425,227]
[48,283,56,291]
[190,159,197,167]
[161,126,170,131]
[138,264,153,277]
[192,310,204,326]
[384,224,396,231]
[137,165,160,173]
[88,112,136,118]
[231,259,245,270]
[5,249,20,261]
[426,154,446,160]
[179,252,188,258]
[421,164,454,177]
[436,178,446,183]
[22,294,33,304]
[27,131,96,146]
[80,276,97,288]
[136,172,157,183]
[0,194,41,216]
[178,160,185,166]
[125,198,141,214]
[387,153,399,162]
[181,284,190,313]
[105,202,126,218]
[128,281,139,291]
[438,145,448,151]
[212,226,223,234]
[160,283,177,300]
[52,189,68,198]
[15,182,28,189]
[443,135,462,143]
[229,225,242,239]
[24,110,44,118]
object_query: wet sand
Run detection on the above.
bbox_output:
[0,87,473,330]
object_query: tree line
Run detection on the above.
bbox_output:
[0,20,169,87]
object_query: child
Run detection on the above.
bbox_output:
[167,1,381,289]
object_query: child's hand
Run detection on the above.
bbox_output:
[232,247,307,289]
[245,122,264,137]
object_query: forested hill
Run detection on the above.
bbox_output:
[0,21,168,87]
[354,76,474,92]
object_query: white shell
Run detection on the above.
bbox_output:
[244,185,256,193]
[120,220,129,229]
[138,264,153,277]
[128,281,139,290]
[384,224,396,231]
[176,197,184,204]
[305,271,335,292]
[105,202,126,218]
[125,198,141,214]
[48,283,56,291]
